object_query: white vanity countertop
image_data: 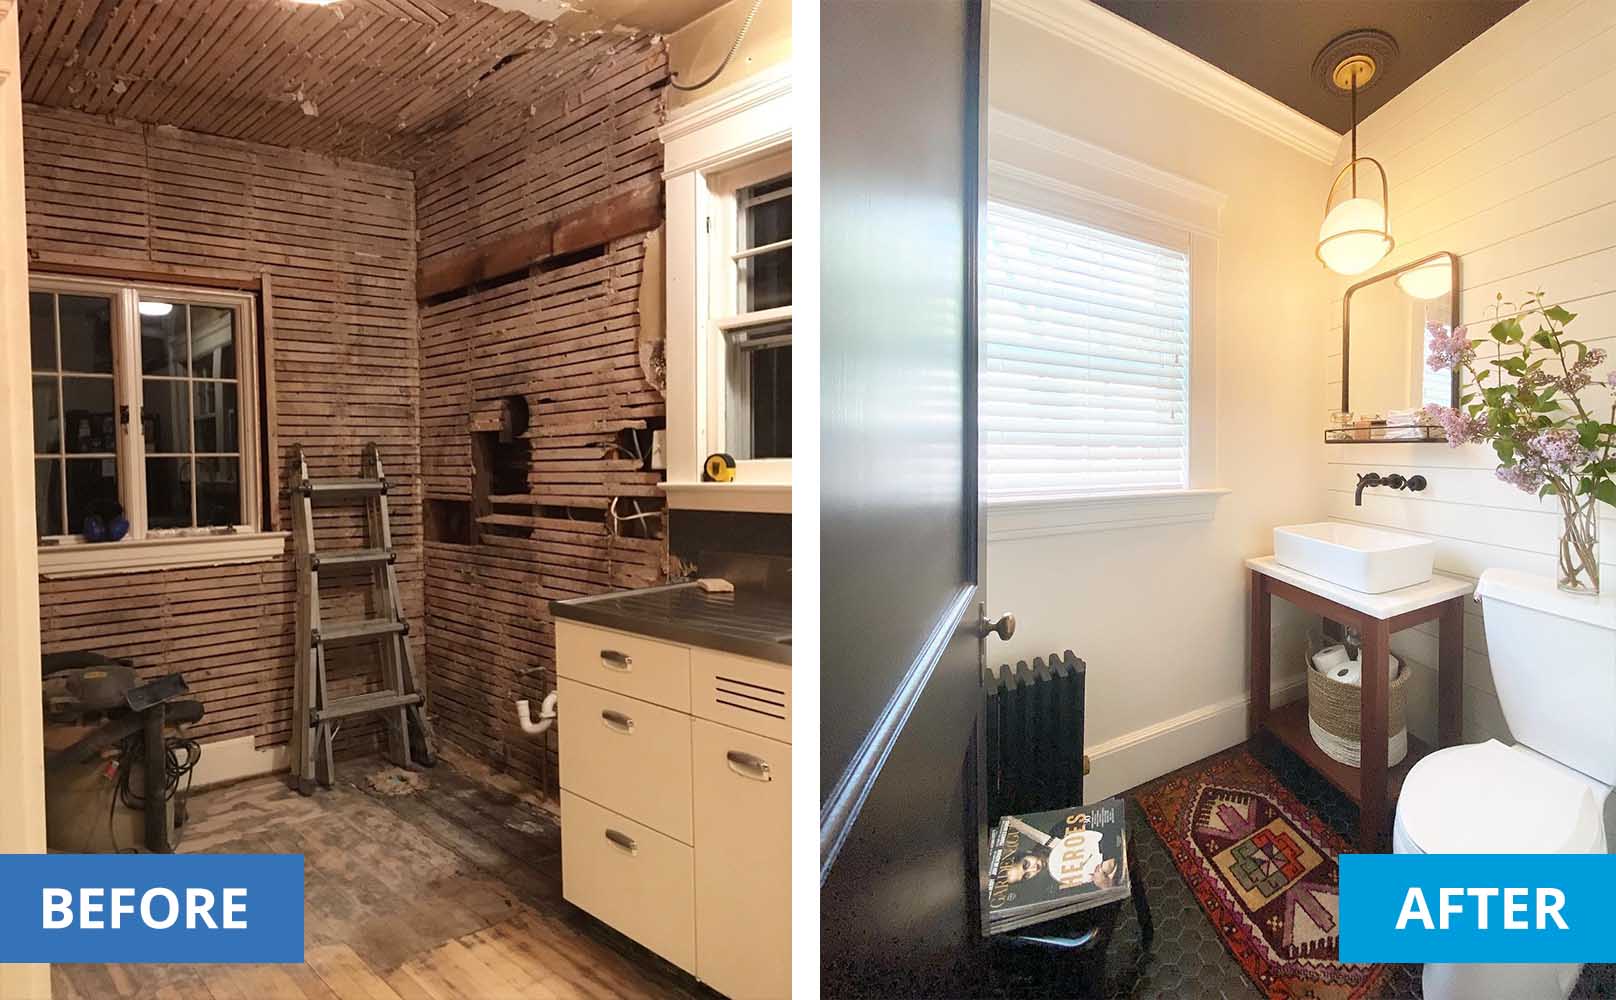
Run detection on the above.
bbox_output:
[1247,555,1474,620]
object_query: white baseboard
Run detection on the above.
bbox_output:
[1084,674,1307,803]
[190,735,288,790]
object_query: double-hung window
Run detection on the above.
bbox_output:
[982,201,1193,503]
[29,276,263,548]
[709,151,792,466]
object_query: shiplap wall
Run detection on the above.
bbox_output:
[1321,0,1616,745]
[24,106,422,754]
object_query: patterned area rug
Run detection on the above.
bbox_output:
[1134,748,1386,1000]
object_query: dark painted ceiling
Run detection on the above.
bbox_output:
[1090,1,1525,132]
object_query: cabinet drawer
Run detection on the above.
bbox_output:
[693,720,790,1000]
[561,790,696,975]
[558,676,693,844]
[692,647,790,743]
[556,621,691,712]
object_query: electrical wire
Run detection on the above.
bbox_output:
[109,728,202,852]
[669,0,764,92]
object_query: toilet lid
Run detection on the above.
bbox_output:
[1398,740,1604,854]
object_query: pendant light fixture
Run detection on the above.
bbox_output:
[1314,32,1397,276]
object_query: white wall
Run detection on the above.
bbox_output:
[1320,0,1616,748]
[987,5,1335,800]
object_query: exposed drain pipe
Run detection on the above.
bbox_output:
[516,691,558,736]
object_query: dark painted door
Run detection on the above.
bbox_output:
[820,1,1001,994]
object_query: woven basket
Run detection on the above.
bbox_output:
[1305,640,1409,768]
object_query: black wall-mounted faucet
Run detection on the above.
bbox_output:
[1355,472,1428,506]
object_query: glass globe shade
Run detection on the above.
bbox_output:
[1317,197,1391,275]
[1396,259,1452,300]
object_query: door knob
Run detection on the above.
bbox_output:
[980,613,1016,641]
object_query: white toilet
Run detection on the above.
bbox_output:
[1392,568,1616,1000]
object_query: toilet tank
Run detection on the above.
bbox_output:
[1477,569,1616,784]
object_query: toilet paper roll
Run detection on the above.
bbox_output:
[1312,645,1350,673]
[1331,662,1362,687]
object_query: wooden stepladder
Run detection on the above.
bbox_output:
[290,443,436,794]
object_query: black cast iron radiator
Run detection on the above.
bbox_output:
[984,650,1087,820]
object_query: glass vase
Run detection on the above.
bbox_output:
[1558,491,1600,596]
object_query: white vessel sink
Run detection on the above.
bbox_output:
[1273,522,1435,594]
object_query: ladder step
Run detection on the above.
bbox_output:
[314,548,395,570]
[301,477,386,500]
[313,690,423,723]
[319,619,406,644]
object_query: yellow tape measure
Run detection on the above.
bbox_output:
[703,452,737,483]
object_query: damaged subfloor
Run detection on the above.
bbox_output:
[50,750,711,1000]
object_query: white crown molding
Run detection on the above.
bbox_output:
[659,61,792,147]
[994,0,1340,164]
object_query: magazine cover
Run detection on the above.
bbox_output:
[987,797,1129,926]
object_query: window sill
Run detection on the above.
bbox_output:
[985,489,1229,542]
[37,531,290,580]
[660,482,791,515]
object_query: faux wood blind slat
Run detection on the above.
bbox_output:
[983,201,1192,500]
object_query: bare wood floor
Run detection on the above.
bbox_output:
[50,750,709,1000]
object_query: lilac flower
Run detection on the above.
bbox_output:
[1426,323,1476,372]
[1606,370,1616,390]
[1528,427,1591,476]
[1496,456,1547,494]
[1559,347,1608,394]
[1422,403,1487,447]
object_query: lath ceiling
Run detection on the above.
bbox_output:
[16,0,707,167]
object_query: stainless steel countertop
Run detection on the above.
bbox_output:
[551,583,791,665]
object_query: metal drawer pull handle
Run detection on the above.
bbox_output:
[600,649,632,671]
[726,750,772,782]
[605,829,638,855]
[601,709,635,734]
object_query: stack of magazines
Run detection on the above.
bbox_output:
[985,797,1130,935]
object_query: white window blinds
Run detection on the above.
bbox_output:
[983,201,1192,502]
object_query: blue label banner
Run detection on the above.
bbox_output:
[1340,854,1616,964]
[0,854,304,963]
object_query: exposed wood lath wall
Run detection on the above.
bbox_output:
[415,33,667,790]
[25,105,422,752]
[16,0,658,168]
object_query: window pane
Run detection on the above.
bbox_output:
[740,247,791,312]
[725,321,792,460]
[65,458,119,536]
[146,457,193,529]
[61,377,116,454]
[30,292,55,371]
[982,201,1192,500]
[58,294,114,374]
[738,175,791,312]
[748,342,791,459]
[35,459,61,537]
[196,457,241,526]
[190,305,237,379]
[32,376,59,453]
[143,378,192,453]
[742,176,790,246]
[140,301,187,376]
[193,382,238,453]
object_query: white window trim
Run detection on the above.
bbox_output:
[983,110,1226,538]
[38,530,288,579]
[661,63,792,515]
[30,273,274,572]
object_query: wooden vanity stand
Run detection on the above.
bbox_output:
[1247,557,1473,851]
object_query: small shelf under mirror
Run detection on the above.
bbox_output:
[1324,423,1445,444]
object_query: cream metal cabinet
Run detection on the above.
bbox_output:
[557,620,791,999]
